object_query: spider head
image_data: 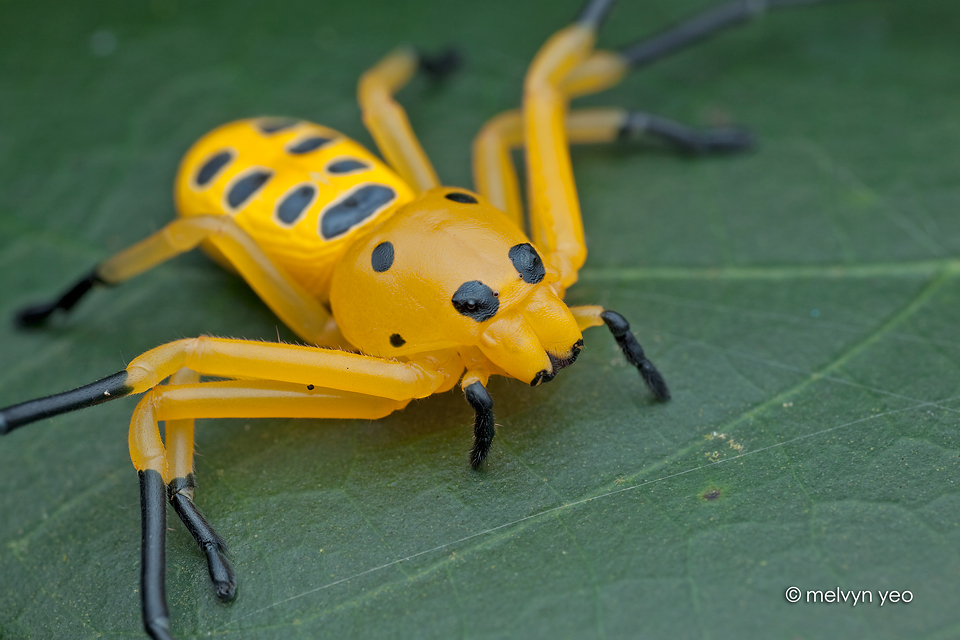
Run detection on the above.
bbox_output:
[330,187,583,384]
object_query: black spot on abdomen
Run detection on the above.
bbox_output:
[452,281,499,322]
[319,184,397,240]
[508,243,545,284]
[326,158,371,174]
[275,184,317,226]
[287,136,333,155]
[195,149,235,188]
[390,333,406,347]
[255,118,299,134]
[371,241,394,272]
[227,169,273,210]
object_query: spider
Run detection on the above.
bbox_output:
[0,0,836,638]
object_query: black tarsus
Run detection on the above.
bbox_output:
[601,310,671,401]
[14,268,105,328]
[619,111,754,154]
[620,0,846,69]
[168,475,237,601]
[140,469,173,640]
[577,0,618,26]
[0,370,130,435]
[417,47,462,79]
[465,381,495,469]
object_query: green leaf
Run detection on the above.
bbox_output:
[2,1,959,638]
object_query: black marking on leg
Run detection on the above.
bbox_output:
[619,111,753,154]
[577,0,617,26]
[451,281,499,322]
[445,192,477,204]
[194,149,236,188]
[508,243,546,284]
[601,310,670,400]
[0,370,130,435]
[140,469,172,640]
[371,241,395,272]
[15,269,106,328]
[287,135,333,155]
[319,184,397,240]
[226,169,273,210]
[390,333,406,348]
[275,183,317,226]
[620,0,837,69]
[417,47,462,79]
[168,476,236,601]
[326,158,371,175]
[254,117,299,134]
[465,381,494,468]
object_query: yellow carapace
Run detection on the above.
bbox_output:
[0,0,829,638]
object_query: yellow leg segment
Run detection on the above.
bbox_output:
[473,107,629,226]
[523,24,600,294]
[96,215,344,347]
[358,47,440,194]
[569,305,606,331]
[165,368,201,483]
[129,380,407,480]
[123,336,446,401]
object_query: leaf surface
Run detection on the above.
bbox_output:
[1,1,958,638]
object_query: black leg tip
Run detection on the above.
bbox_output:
[469,445,488,470]
[214,576,237,601]
[418,47,462,79]
[205,545,237,601]
[600,310,671,401]
[14,303,57,328]
[145,618,174,640]
[465,381,494,468]
[695,127,755,154]
[640,364,671,401]
[13,269,104,329]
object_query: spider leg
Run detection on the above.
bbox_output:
[128,379,409,640]
[13,215,346,347]
[570,305,670,401]
[0,336,447,436]
[474,107,750,225]
[520,0,615,295]
[619,0,847,70]
[140,466,172,640]
[358,47,460,193]
[478,0,842,280]
[161,369,235,601]
[461,370,495,468]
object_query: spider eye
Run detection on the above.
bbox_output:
[452,281,498,322]
[508,243,545,284]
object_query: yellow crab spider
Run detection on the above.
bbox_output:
[1,0,843,638]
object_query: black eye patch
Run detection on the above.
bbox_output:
[445,192,478,204]
[371,241,394,272]
[508,243,545,284]
[451,281,499,322]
